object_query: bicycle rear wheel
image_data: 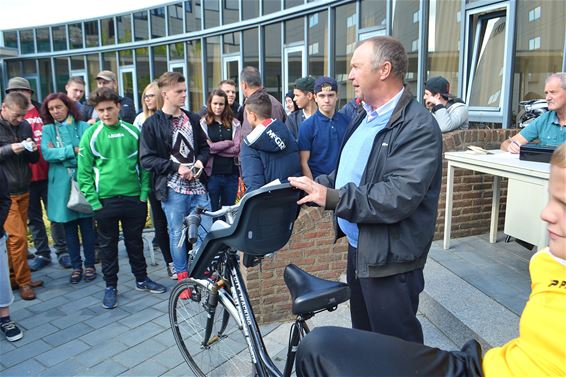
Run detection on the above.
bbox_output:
[169,279,255,377]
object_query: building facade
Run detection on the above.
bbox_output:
[0,0,565,128]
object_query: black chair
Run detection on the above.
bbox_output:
[188,183,301,278]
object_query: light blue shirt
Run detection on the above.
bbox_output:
[519,110,566,147]
[335,89,404,248]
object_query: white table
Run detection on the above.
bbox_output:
[443,150,550,250]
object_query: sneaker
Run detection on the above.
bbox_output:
[58,254,72,269]
[102,287,118,309]
[135,277,167,294]
[29,256,51,272]
[1,320,23,342]
[167,262,178,280]
[177,271,191,300]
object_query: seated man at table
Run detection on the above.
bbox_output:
[502,72,566,153]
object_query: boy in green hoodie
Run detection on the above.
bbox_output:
[78,88,165,309]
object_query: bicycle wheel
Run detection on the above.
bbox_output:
[169,279,255,377]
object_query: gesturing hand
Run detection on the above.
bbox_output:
[288,176,327,207]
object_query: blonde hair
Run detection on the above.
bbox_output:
[551,143,566,168]
[142,81,163,119]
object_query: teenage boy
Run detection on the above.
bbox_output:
[140,72,211,292]
[240,93,301,192]
[298,77,349,179]
[78,87,165,309]
[286,76,318,141]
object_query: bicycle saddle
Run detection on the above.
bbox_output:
[284,264,350,315]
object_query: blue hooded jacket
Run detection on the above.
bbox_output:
[241,118,301,192]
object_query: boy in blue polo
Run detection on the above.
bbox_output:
[298,77,349,179]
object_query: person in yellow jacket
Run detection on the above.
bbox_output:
[295,143,566,377]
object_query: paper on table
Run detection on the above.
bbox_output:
[262,179,281,188]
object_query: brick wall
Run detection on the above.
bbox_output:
[243,128,519,324]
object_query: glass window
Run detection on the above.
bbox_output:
[36,28,51,52]
[223,0,240,25]
[102,51,117,74]
[119,49,133,66]
[85,21,99,48]
[308,11,328,77]
[134,11,149,41]
[152,45,168,78]
[187,40,204,112]
[243,28,259,68]
[512,0,565,116]
[68,23,83,50]
[70,56,85,71]
[185,1,202,32]
[263,0,281,15]
[242,0,259,20]
[19,29,34,54]
[204,1,220,29]
[3,31,18,49]
[136,48,151,104]
[38,59,54,99]
[467,13,506,108]
[285,17,304,45]
[360,0,386,29]
[168,4,184,35]
[6,61,21,78]
[116,15,132,44]
[101,18,116,46]
[54,57,69,91]
[392,0,420,95]
[285,0,303,9]
[52,25,68,51]
[22,60,36,76]
[170,42,185,60]
[150,7,166,38]
[334,3,357,108]
[86,54,100,96]
[427,0,461,95]
[223,32,240,54]
[206,36,221,94]
[264,23,282,99]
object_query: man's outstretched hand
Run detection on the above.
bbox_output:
[288,176,327,207]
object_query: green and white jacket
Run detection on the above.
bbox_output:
[77,120,150,211]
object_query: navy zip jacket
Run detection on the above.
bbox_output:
[240,118,301,192]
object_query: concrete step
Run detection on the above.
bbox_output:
[420,236,531,352]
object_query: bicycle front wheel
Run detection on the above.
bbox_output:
[169,279,255,377]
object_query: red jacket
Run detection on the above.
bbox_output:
[25,106,49,182]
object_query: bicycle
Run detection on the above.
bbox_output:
[168,183,351,377]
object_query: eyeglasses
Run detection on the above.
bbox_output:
[144,94,156,99]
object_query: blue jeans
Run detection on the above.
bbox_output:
[64,217,96,270]
[208,174,239,211]
[161,189,212,274]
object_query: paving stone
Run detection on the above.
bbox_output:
[79,321,132,347]
[84,359,128,376]
[87,307,131,328]
[50,308,97,329]
[65,283,105,301]
[43,322,96,347]
[58,294,101,313]
[26,295,70,314]
[119,358,169,376]
[150,345,185,369]
[112,339,167,368]
[38,357,88,376]
[159,362,197,377]
[17,308,66,330]
[120,293,165,314]
[1,339,52,367]
[7,322,59,348]
[120,322,164,347]
[150,328,175,347]
[35,339,91,367]
[117,307,163,329]
[74,339,129,367]
[0,357,46,376]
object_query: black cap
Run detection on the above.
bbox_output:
[425,76,451,97]
[314,76,338,93]
[294,76,315,93]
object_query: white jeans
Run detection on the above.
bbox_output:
[0,235,14,308]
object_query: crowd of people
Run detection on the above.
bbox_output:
[0,34,564,377]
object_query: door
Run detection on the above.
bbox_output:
[119,67,138,112]
[169,62,189,109]
[222,54,242,105]
[283,45,307,101]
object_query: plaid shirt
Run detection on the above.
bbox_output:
[167,112,206,195]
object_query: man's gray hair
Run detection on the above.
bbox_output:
[240,66,262,88]
[358,36,408,80]
[546,72,566,90]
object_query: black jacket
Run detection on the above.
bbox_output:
[140,109,209,201]
[240,119,301,192]
[285,110,305,142]
[0,116,40,195]
[0,169,10,238]
[318,90,443,278]
[81,95,137,124]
